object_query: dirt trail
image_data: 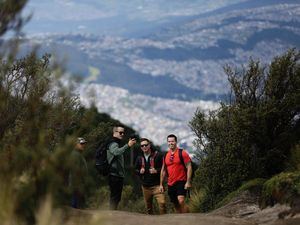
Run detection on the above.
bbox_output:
[66,209,300,225]
[73,210,254,225]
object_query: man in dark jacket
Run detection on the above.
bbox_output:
[107,125,136,210]
[69,137,88,208]
[135,138,166,214]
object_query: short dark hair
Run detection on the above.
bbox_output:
[167,134,177,142]
[113,124,125,132]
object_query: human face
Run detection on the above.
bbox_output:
[76,142,86,151]
[114,127,125,140]
[167,137,177,151]
[140,141,150,154]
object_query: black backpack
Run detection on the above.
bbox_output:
[95,139,113,176]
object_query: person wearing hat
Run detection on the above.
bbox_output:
[69,137,88,208]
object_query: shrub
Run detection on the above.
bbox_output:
[188,189,207,212]
[261,171,300,208]
[87,185,110,209]
[286,144,300,171]
[190,49,300,211]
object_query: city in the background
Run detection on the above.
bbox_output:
[18,0,300,151]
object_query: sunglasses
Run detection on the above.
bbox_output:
[116,131,124,135]
[141,144,149,148]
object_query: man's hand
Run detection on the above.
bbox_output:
[149,168,157,174]
[184,181,192,190]
[159,185,164,193]
[128,138,136,147]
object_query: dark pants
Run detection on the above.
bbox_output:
[108,175,124,210]
[71,190,85,209]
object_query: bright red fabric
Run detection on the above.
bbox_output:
[164,148,191,186]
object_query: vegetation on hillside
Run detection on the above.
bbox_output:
[190,49,300,211]
[0,52,141,222]
[0,1,144,224]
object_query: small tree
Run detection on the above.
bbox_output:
[0,52,83,223]
[190,49,300,211]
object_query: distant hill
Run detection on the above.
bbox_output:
[26,0,300,101]
[24,0,246,38]
[18,0,300,147]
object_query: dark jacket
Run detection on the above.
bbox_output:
[69,149,88,193]
[135,151,163,187]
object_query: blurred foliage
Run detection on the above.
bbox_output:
[0,1,143,224]
[87,185,110,209]
[0,48,82,221]
[87,184,145,213]
[190,49,300,211]
[0,0,29,36]
[286,144,300,171]
[0,53,142,222]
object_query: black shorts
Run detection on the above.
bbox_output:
[168,180,187,205]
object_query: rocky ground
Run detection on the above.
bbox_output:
[209,190,300,225]
[65,190,300,225]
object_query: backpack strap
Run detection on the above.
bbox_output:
[163,149,185,166]
[107,142,115,166]
[150,151,157,168]
[163,149,188,178]
[179,148,187,173]
[106,141,118,174]
[163,151,168,165]
[163,151,168,176]
[141,156,145,169]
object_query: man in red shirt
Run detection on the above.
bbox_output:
[159,134,192,213]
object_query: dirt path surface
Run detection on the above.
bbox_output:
[66,208,300,225]
[68,210,255,225]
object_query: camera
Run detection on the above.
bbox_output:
[130,134,139,141]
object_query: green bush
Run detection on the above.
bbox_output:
[118,185,145,213]
[188,189,207,212]
[261,171,300,208]
[0,2,142,223]
[190,49,300,211]
[286,144,300,171]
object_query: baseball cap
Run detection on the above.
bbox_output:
[77,137,87,144]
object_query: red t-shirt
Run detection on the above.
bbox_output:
[164,148,191,186]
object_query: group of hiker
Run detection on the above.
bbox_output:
[69,124,193,214]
